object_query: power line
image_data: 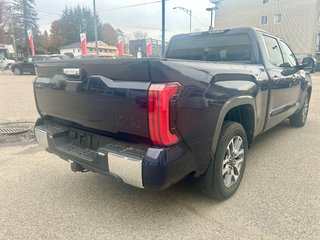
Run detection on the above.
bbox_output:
[36,0,180,16]
[98,0,171,12]
[37,10,60,17]
[78,0,92,5]
[193,14,206,27]
[37,2,159,17]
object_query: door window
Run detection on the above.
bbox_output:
[262,35,284,67]
[279,41,297,67]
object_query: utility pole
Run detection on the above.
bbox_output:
[207,0,219,31]
[189,10,192,33]
[206,7,217,30]
[162,0,165,56]
[9,3,18,60]
[93,0,99,54]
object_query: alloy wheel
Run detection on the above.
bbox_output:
[302,96,309,123]
[221,136,245,188]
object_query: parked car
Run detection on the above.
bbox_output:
[0,56,15,69]
[34,28,312,200]
[11,55,48,75]
[295,53,316,73]
[315,55,320,71]
[62,52,75,59]
[75,54,106,59]
[47,54,71,60]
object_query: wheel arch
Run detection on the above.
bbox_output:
[211,96,256,155]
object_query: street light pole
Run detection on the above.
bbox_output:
[93,0,99,54]
[173,7,192,33]
[162,0,165,56]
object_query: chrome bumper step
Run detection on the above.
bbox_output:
[35,123,144,188]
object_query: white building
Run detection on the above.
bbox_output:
[214,0,320,55]
[0,44,15,59]
[59,41,118,57]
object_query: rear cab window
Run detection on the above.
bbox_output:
[166,33,253,63]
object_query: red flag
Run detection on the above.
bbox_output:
[118,35,124,56]
[80,33,87,55]
[27,30,35,56]
[146,39,152,57]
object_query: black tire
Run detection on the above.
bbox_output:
[289,92,310,127]
[200,121,248,200]
[13,67,22,75]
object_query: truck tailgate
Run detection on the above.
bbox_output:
[34,59,151,139]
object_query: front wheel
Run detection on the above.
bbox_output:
[289,92,310,127]
[13,67,22,75]
[200,121,248,200]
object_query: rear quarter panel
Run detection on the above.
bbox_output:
[149,60,268,175]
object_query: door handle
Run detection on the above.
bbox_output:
[272,76,280,83]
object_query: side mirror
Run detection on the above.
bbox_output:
[301,57,314,71]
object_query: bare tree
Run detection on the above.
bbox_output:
[101,23,118,46]
[0,0,10,42]
[132,31,148,40]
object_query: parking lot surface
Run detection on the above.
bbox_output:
[0,71,319,240]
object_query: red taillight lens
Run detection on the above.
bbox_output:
[148,83,180,146]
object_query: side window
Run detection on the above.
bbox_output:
[262,35,284,67]
[279,41,297,67]
[274,14,282,24]
[261,16,268,25]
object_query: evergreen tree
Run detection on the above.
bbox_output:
[12,0,40,56]
[60,5,102,45]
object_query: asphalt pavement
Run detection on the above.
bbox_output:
[0,70,319,240]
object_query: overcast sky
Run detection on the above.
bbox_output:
[35,0,216,41]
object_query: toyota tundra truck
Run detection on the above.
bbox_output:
[34,28,313,200]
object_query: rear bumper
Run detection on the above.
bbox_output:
[35,119,193,191]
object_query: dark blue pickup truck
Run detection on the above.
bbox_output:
[33,28,312,200]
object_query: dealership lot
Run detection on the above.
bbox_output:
[0,71,319,240]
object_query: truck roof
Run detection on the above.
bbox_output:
[171,27,279,39]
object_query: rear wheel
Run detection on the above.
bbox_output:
[13,67,22,75]
[289,92,310,127]
[200,121,248,200]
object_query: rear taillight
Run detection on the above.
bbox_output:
[148,83,180,146]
